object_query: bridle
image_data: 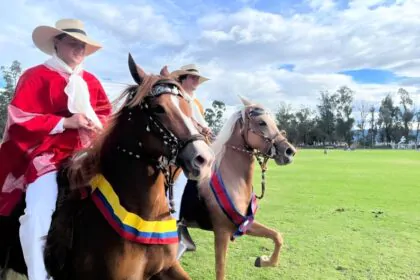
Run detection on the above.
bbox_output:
[117,83,206,213]
[227,107,287,200]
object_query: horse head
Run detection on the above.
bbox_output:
[109,54,214,180]
[238,96,296,165]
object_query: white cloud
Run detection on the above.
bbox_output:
[306,0,336,11]
[190,2,420,77]
[1,0,420,120]
[64,0,183,46]
[348,0,391,9]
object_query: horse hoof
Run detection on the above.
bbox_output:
[255,255,271,268]
[255,257,262,267]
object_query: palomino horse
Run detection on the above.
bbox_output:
[178,97,297,280]
[0,54,214,280]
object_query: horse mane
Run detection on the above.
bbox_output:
[65,74,162,189]
[211,108,244,167]
[211,103,273,167]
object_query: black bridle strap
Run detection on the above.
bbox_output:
[157,164,181,214]
[178,134,206,150]
[118,101,206,213]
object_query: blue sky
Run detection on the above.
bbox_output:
[0,0,419,111]
[339,69,402,84]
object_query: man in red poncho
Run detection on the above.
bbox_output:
[0,18,112,279]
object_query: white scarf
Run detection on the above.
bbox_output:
[184,92,207,127]
[44,53,103,128]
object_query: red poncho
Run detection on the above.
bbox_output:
[0,64,112,216]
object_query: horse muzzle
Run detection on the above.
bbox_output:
[178,140,214,180]
[274,141,297,165]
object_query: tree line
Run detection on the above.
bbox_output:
[204,86,420,148]
[1,61,419,148]
[273,86,419,147]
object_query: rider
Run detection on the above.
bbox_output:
[171,64,211,217]
[172,64,211,135]
[170,64,212,257]
[0,18,112,280]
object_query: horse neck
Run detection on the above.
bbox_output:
[216,128,255,207]
[101,155,171,221]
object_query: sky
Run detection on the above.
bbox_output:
[1,0,420,116]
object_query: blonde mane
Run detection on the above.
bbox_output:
[211,108,245,167]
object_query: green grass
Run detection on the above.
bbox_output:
[180,149,420,280]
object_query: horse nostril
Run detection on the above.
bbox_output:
[194,155,206,167]
[285,147,295,157]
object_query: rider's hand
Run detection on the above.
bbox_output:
[63,113,101,133]
[201,126,212,136]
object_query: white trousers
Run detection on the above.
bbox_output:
[170,171,188,221]
[19,171,58,280]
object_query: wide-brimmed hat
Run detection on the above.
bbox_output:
[171,64,209,84]
[32,18,102,56]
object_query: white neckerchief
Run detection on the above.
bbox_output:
[184,92,207,126]
[44,53,103,128]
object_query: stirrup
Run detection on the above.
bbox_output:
[178,225,196,252]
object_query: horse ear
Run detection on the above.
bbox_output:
[128,53,146,85]
[238,95,253,106]
[160,65,170,77]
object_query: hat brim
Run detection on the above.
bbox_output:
[171,70,209,84]
[32,26,102,56]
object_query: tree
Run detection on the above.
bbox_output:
[275,102,297,143]
[378,94,399,143]
[356,101,369,146]
[204,100,226,135]
[334,86,355,146]
[414,109,420,147]
[295,106,316,145]
[316,90,337,145]
[368,105,377,147]
[0,60,22,136]
[398,88,414,140]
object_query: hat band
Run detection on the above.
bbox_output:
[186,69,199,73]
[62,28,87,35]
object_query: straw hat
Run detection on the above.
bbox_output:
[32,18,102,56]
[171,64,209,84]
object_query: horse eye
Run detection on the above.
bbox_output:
[259,120,267,126]
[152,105,166,114]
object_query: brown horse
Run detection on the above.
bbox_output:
[178,96,297,280]
[0,54,214,280]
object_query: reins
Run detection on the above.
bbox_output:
[227,144,269,199]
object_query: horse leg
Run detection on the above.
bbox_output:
[151,262,191,280]
[246,221,283,267]
[214,230,230,280]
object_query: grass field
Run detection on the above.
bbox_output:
[5,149,419,280]
[180,149,420,280]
